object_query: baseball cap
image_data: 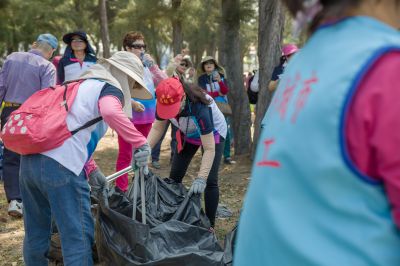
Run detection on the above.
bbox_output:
[155,78,185,119]
[37,33,58,49]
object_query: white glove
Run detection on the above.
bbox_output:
[188,177,207,196]
[132,143,151,169]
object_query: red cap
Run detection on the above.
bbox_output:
[156,78,184,119]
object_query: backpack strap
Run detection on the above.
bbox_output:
[70,117,103,135]
[53,83,77,112]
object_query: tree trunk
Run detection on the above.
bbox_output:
[99,0,111,58]
[206,34,217,58]
[252,0,285,156]
[74,0,83,29]
[193,48,203,69]
[172,0,183,56]
[219,0,252,155]
[149,19,161,64]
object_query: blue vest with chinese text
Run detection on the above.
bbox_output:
[235,16,400,266]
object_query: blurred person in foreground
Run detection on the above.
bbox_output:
[235,0,400,265]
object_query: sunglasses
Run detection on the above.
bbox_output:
[179,63,188,67]
[130,43,146,50]
[71,39,85,43]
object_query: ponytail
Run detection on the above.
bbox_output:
[178,77,211,105]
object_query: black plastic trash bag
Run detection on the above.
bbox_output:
[216,204,233,219]
[96,173,225,265]
[223,225,237,266]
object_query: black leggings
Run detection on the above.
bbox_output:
[169,137,225,227]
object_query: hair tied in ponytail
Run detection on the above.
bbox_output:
[292,0,323,37]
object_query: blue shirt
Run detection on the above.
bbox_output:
[156,96,227,145]
[156,100,214,136]
[271,64,284,81]
[0,49,56,104]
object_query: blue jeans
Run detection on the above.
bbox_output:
[20,154,94,266]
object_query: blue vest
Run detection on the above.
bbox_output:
[235,17,400,266]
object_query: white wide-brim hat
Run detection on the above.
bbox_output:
[100,51,152,100]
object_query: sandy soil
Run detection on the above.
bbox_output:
[0,129,251,265]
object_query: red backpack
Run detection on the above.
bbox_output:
[1,81,102,155]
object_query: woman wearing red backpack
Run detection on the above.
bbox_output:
[18,51,152,265]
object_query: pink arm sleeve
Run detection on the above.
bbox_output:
[345,51,400,228]
[218,80,229,95]
[98,95,147,148]
[149,65,168,86]
[84,157,98,176]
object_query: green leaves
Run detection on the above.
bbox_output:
[1,0,258,65]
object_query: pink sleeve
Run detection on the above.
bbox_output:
[98,96,147,149]
[345,51,400,228]
[149,65,168,86]
[84,157,98,177]
[218,80,229,95]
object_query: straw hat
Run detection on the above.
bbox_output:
[100,51,153,97]
[99,51,152,100]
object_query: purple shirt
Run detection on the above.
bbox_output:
[0,49,56,104]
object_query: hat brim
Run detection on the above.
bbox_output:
[284,48,299,57]
[63,32,88,45]
[182,58,192,67]
[156,101,181,120]
[104,58,152,100]
[198,56,226,77]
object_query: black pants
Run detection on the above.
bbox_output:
[169,137,225,227]
[1,106,21,202]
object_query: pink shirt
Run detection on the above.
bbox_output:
[346,51,400,228]
[98,96,147,147]
[84,95,147,176]
[149,65,168,87]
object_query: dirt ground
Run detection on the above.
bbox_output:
[0,129,252,265]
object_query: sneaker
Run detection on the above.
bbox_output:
[8,200,23,218]
[151,161,161,169]
[224,157,236,165]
